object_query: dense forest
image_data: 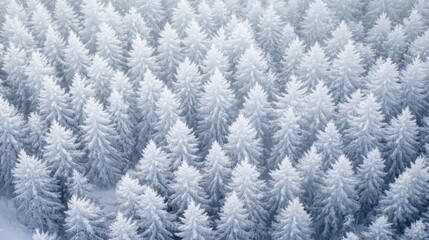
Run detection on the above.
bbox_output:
[1,0,429,239]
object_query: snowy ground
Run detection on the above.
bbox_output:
[0,189,116,239]
[0,198,32,239]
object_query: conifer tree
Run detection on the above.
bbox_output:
[135,70,164,151]
[25,52,54,112]
[13,150,63,232]
[153,87,181,147]
[314,121,343,171]
[81,0,105,52]
[177,200,215,240]
[166,119,200,170]
[403,220,428,240]
[137,0,165,38]
[270,107,302,166]
[257,5,283,62]
[280,38,305,81]
[81,98,125,187]
[344,93,386,164]
[216,191,252,240]
[38,76,75,130]
[29,3,52,48]
[196,1,215,36]
[400,57,429,119]
[170,161,208,215]
[155,23,184,86]
[203,141,231,213]
[109,212,140,240]
[329,41,364,103]
[197,69,236,152]
[69,74,95,126]
[301,0,336,45]
[356,148,386,223]
[315,155,359,239]
[271,198,313,240]
[96,23,125,69]
[362,216,395,240]
[201,45,231,82]
[1,15,34,49]
[122,7,150,49]
[408,29,429,61]
[234,45,269,104]
[130,140,170,196]
[64,32,91,82]
[386,25,407,68]
[87,55,114,104]
[378,157,429,230]
[228,160,268,239]
[27,113,46,157]
[108,91,135,160]
[268,156,303,216]
[65,196,108,240]
[137,187,174,240]
[403,9,425,44]
[43,26,66,81]
[0,97,27,196]
[115,174,144,220]
[54,0,79,38]
[65,169,95,201]
[297,146,324,208]
[102,2,125,40]
[366,13,391,58]
[274,75,308,115]
[226,20,256,64]
[126,36,156,89]
[173,58,202,128]
[299,43,330,90]
[224,114,263,168]
[32,229,58,240]
[337,89,365,132]
[183,20,209,64]
[43,121,82,181]
[171,0,196,38]
[384,107,419,180]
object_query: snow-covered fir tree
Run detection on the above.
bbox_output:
[177,200,214,240]
[115,174,144,220]
[108,212,140,240]
[32,229,57,240]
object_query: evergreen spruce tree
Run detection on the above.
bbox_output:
[171,0,196,38]
[366,13,391,58]
[0,97,27,196]
[280,38,305,81]
[403,9,425,44]
[337,89,365,132]
[96,23,125,70]
[137,187,174,240]
[43,121,82,181]
[27,113,46,157]
[314,121,343,171]
[384,107,419,181]
[301,0,336,45]
[324,21,353,60]
[32,229,57,240]
[177,200,215,240]
[226,20,256,65]
[155,23,184,86]
[153,87,181,147]
[65,196,108,240]
[356,149,386,223]
[54,0,79,38]
[65,169,95,201]
[197,69,236,153]
[43,26,66,81]
[166,119,200,170]
[344,93,386,164]
[137,0,165,38]
[386,25,407,68]
[268,156,303,216]
[378,156,429,230]
[81,0,105,52]
[81,98,125,187]
[315,155,359,239]
[196,1,215,36]
[203,141,231,213]
[271,198,313,240]
[29,3,53,48]
[224,114,263,169]
[257,5,283,63]
[13,150,63,232]
[126,36,156,89]
[38,76,75,130]
[402,220,428,240]
[122,7,150,50]
[108,91,135,160]
[170,161,208,215]
[299,43,330,90]
[25,52,54,112]
[362,216,395,240]
[234,45,269,104]
[135,70,164,151]
[115,174,144,220]
[329,41,365,103]
[1,15,34,49]
[108,212,140,240]
[183,20,210,64]
[69,74,95,126]
[270,107,303,166]
[216,191,252,240]
[228,160,268,239]
[87,55,114,105]
[64,32,91,82]
[400,57,429,119]
[274,75,308,116]
[201,44,231,82]
[408,29,429,61]
[173,58,202,128]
